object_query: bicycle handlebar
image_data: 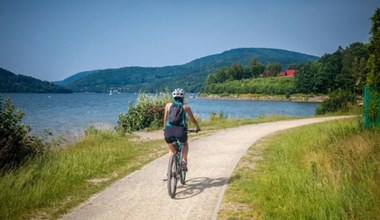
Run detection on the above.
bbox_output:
[187,129,200,133]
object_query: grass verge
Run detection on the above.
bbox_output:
[218,118,380,219]
[0,128,167,219]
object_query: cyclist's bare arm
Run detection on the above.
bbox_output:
[163,103,171,128]
[183,105,201,131]
[163,105,167,128]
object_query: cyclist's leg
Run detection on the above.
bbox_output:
[164,126,177,153]
[175,128,188,171]
[182,142,188,162]
[167,143,177,153]
[176,127,188,162]
[180,142,189,171]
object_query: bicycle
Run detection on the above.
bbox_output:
[167,129,198,198]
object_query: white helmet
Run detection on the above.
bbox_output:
[172,88,185,99]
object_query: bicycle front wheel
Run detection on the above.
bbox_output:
[180,165,186,185]
[167,153,177,198]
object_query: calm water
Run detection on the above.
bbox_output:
[2,93,319,138]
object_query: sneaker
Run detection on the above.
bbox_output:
[181,161,188,172]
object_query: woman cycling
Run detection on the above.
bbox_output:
[163,88,201,171]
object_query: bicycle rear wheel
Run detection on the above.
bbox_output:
[167,153,178,198]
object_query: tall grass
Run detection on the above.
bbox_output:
[117,92,172,132]
[0,128,167,219]
[219,119,380,219]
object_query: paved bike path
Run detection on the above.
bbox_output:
[61,116,352,220]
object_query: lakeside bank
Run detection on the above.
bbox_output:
[199,93,328,102]
[3,93,320,138]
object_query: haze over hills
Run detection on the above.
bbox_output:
[57,48,319,93]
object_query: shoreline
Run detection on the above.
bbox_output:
[198,93,327,103]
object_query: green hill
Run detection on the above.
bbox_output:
[60,48,319,93]
[0,68,73,93]
[54,70,99,86]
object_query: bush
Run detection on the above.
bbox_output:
[316,89,357,115]
[204,76,296,95]
[0,97,45,172]
[117,92,172,132]
[209,111,228,121]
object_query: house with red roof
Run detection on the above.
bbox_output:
[278,69,295,77]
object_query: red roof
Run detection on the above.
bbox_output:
[278,69,295,77]
[286,69,295,76]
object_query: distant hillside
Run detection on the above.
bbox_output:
[54,70,99,86]
[0,68,73,93]
[61,48,319,93]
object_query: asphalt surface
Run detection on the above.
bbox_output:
[61,116,352,220]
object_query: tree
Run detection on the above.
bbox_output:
[353,57,369,94]
[0,97,45,172]
[345,42,370,94]
[248,59,265,78]
[265,63,282,77]
[367,8,380,87]
[337,45,356,92]
[295,62,321,93]
[317,48,343,92]
[364,8,380,128]
[228,63,244,80]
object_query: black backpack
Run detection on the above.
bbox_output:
[168,101,185,126]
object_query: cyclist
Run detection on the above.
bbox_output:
[163,88,201,171]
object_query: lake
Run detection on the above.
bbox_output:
[1,93,319,139]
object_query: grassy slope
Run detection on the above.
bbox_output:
[218,119,380,219]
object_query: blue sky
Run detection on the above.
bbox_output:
[0,0,379,81]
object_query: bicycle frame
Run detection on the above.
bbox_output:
[174,139,183,164]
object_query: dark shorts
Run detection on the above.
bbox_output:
[164,126,188,144]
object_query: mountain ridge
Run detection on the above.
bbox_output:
[0,68,73,93]
[60,48,319,93]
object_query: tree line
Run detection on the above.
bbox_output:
[203,60,287,94]
[203,41,370,96]
[295,42,369,95]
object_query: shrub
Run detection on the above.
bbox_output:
[0,97,45,172]
[204,76,296,95]
[117,92,172,132]
[316,89,357,115]
[209,111,228,121]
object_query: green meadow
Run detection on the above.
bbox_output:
[219,118,380,219]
